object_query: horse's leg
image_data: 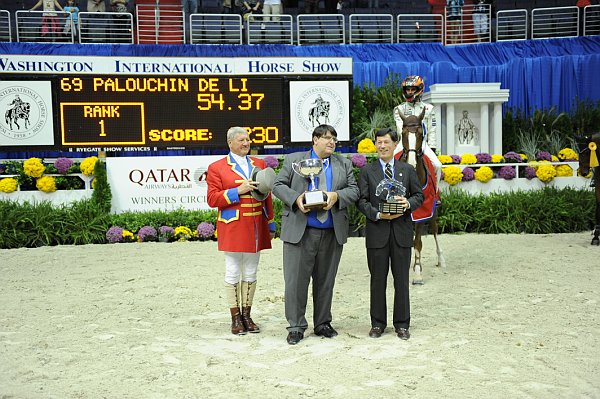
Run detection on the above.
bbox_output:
[430,218,446,268]
[413,224,424,285]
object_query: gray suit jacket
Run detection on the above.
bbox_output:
[273,150,360,245]
[357,160,424,248]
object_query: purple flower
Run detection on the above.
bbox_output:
[159,226,175,238]
[524,166,537,180]
[106,226,123,243]
[462,167,475,181]
[503,151,522,163]
[450,155,462,164]
[498,165,516,180]
[536,151,552,161]
[350,153,367,168]
[54,157,74,174]
[197,222,215,239]
[138,226,157,242]
[475,153,492,164]
[263,156,280,169]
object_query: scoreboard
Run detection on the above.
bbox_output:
[0,55,353,152]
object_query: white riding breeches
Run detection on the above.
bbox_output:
[224,251,260,284]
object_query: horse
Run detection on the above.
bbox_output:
[576,132,600,246]
[308,101,330,126]
[395,108,446,284]
[5,103,31,130]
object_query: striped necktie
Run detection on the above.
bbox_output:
[385,163,393,179]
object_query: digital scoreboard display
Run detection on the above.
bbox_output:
[57,76,284,148]
[0,55,353,152]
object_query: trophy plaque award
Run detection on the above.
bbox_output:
[375,178,406,214]
[292,158,327,210]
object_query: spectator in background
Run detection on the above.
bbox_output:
[86,0,106,42]
[262,0,282,23]
[324,0,337,13]
[110,0,130,42]
[63,0,79,39]
[222,0,234,13]
[577,0,591,35]
[446,0,464,44]
[87,0,105,12]
[305,0,319,14]
[30,0,64,41]
[472,0,488,42]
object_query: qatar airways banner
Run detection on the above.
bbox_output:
[106,155,223,213]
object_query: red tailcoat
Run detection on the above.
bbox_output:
[207,154,275,253]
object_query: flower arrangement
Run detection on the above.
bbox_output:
[23,158,45,178]
[159,226,175,242]
[80,156,98,177]
[36,175,57,193]
[174,225,193,241]
[474,166,494,183]
[197,222,215,239]
[503,151,522,163]
[555,164,573,177]
[442,166,463,185]
[122,229,135,243]
[106,226,124,243]
[0,177,18,193]
[137,226,157,242]
[536,163,557,183]
[475,153,492,164]
[524,166,537,180]
[438,155,453,164]
[54,157,74,174]
[491,154,504,163]
[462,167,475,182]
[357,138,376,153]
[451,155,462,164]
[350,153,367,168]
[460,153,477,165]
[558,148,578,161]
[263,156,280,169]
[536,151,552,162]
[498,165,516,180]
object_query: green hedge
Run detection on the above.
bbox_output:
[0,187,595,249]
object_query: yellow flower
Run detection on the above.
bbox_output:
[80,156,98,176]
[438,155,453,164]
[0,177,18,193]
[491,154,504,163]
[174,225,193,241]
[551,155,559,162]
[536,164,557,183]
[442,166,463,186]
[23,157,45,178]
[460,153,477,165]
[357,138,376,153]
[519,153,528,161]
[92,178,97,189]
[557,148,578,161]
[474,166,494,182]
[122,230,135,242]
[36,175,57,193]
[555,164,573,177]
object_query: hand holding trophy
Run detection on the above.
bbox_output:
[375,178,407,214]
[292,158,327,210]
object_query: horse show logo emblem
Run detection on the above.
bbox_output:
[0,86,49,141]
[294,86,345,133]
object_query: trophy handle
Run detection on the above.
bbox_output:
[291,161,301,176]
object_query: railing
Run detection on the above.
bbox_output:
[496,9,528,41]
[2,6,600,45]
[396,13,443,43]
[247,14,294,45]
[79,12,134,44]
[349,14,393,44]
[297,14,345,45]
[444,3,492,45]
[190,13,243,44]
[0,10,11,42]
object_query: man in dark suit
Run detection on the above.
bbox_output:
[357,128,424,340]
[273,124,360,345]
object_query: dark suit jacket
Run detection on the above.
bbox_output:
[273,150,360,246]
[357,160,424,249]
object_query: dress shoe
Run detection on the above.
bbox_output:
[287,331,303,345]
[369,326,384,338]
[396,327,410,340]
[314,323,338,338]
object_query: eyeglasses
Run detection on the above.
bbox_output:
[320,135,338,143]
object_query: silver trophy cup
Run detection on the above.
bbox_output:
[292,158,327,210]
[375,178,406,214]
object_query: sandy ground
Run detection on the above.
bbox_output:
[1,233,599,399]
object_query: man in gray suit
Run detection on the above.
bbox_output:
[273,124,360,345]
[357,128,423,340]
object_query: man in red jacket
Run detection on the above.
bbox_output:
[207,126,276,335]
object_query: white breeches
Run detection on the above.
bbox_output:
[422,142,442,186]
[224,251,260,284]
